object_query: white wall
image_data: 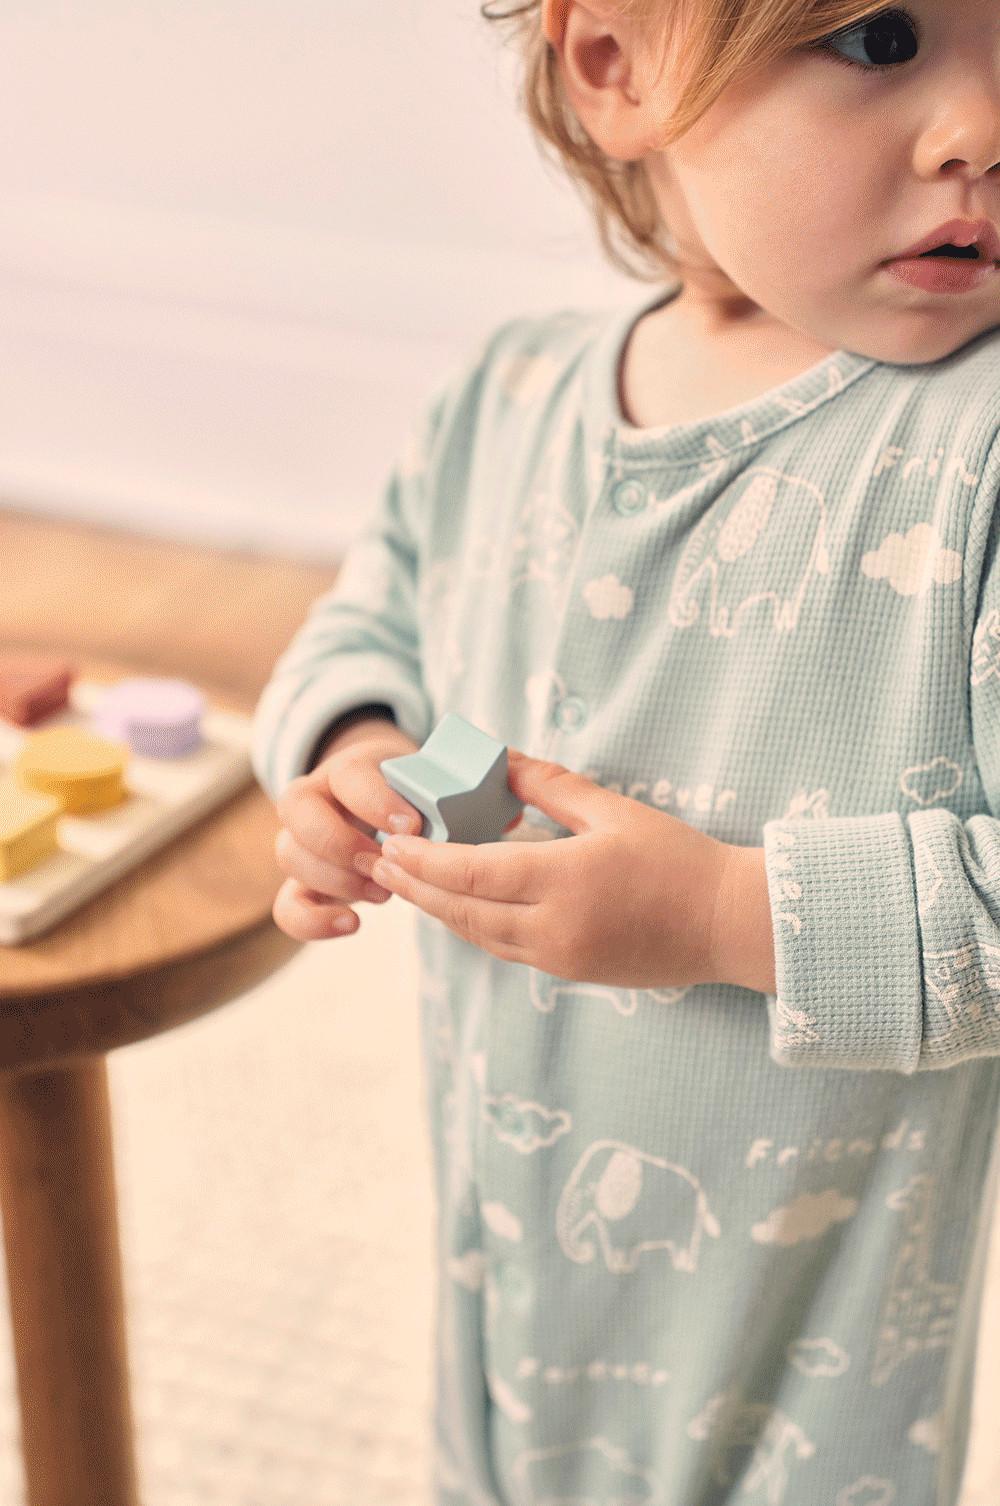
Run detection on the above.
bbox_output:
[0,1,640,558]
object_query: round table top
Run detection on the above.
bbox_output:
[0,654,301,1062]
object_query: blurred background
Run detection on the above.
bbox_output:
[0,0,632,559]
[0,2,997,1503]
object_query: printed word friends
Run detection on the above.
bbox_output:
[746,1120,925,1170]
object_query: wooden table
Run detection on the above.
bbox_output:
[0,651,300,1506]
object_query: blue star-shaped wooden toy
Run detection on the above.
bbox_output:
[373,712,524,846]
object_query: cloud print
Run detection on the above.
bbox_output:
[861,521,962,597]
[583,573,634,620]
[908,1412,943,1454]
[485,1095,572,1154]
[788,1337,850,1378]
[751,1189,858,1246]
[900,755,963,806]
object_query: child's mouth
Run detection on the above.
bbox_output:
[919,243,982,260]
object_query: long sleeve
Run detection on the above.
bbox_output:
[250,327,504,804]
[249,434,435,800]
[301,702,397,777]
[760,441,1000,1074]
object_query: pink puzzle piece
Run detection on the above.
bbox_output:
[91,676,205,757]
[0,651,75,726]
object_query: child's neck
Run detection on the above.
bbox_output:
[618,290,839,430]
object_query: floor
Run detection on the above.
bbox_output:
[0,506,997,1503]
[0,900,438,1506]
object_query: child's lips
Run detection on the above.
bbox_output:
[883,256,999,295]
[892,219,1000,262]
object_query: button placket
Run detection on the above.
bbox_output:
[546,461,647,742]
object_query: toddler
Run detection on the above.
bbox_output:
[251,1,1000,1501]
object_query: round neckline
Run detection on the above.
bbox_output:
[583,282,878,469]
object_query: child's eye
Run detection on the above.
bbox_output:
[811,7,920,73]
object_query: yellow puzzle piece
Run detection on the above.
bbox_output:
[0,776,62,880]
[13,727,129,815]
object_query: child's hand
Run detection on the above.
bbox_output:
[271,723,524,943]
[270,724,422,941]
[366,748,731,989]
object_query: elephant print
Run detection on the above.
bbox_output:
[667,467,830,637]
[556,1139,721,1274]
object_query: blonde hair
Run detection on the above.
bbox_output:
[481,0,892,283]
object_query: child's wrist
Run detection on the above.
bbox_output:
[710,844,777,995]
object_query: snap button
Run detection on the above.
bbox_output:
[611,478,648,516]
[555,696,587,731]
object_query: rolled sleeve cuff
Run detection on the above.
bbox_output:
[761,812,923,1073]
[250,654,434,802]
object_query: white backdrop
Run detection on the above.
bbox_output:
[0,0,640,558]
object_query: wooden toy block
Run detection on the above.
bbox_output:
[0,776,61,881]
[0,651,75,725]
[14,727,129,815]
[374,712,524,846]
[91,677,205,757]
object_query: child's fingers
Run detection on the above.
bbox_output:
[272,878,360,941]
[274,828,391,905]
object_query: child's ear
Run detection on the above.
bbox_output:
[541,0,569,49]
[542,0,663,163]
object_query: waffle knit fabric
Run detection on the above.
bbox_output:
[251,282,1000,1506]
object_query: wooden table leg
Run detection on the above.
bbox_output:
[0,1056,140,1506]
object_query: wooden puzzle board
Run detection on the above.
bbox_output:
[0,678,254,944]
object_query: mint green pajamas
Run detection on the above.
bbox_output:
[252,284,1000,1505]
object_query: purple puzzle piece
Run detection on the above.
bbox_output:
[91,676,205,758]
